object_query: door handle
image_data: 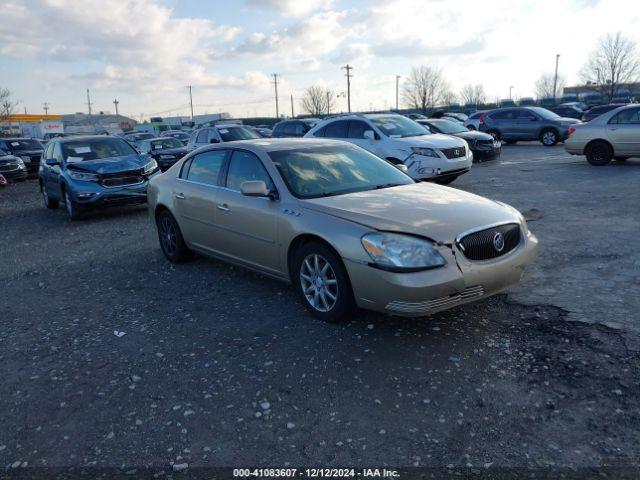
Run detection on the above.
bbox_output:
[175,192,185,199]
[217,203,230,212]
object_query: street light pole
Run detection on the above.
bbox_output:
[509,86,514,100]
[395,75,401,111]
[552,54,561,101]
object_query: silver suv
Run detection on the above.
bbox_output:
[186,124,261,151]
[479,107,580,146]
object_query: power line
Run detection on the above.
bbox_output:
[341,64,353,113]
[272,74,280,118]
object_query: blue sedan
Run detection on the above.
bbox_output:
[38,135,160,220]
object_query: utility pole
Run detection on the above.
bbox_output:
[509,86,514,100]
[290,93,294,118]
[42,102,49,115]
[272,74,280,118]
[187,86,194,122]
[341,64,353,112]
[326,91,331,115]
[113,99,119,116]
[395,75,401,111]
[552,54,561,100]
[86,88,92,115]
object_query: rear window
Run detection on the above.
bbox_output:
[218,126,261,142]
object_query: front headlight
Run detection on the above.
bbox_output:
[411,147,440,158]
[361,232,446,271]
[20,156,31,163]
[143,158,158,174]
[68,171,99,181]
[15,158,25,168]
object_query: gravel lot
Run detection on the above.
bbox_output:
[1,145,639,474]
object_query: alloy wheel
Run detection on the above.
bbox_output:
[299,253,338,312]
[542,131,556,145]
[160,214,178,256]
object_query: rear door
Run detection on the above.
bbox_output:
[607,107,640,155]
[515,109,539,139]
[214,150,281,274]
[173,149,228,250]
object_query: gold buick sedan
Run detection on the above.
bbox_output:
[148,139,538,322]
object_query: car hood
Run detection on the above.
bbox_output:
[394,134,466,148]
[66,154,148,174]
[558,117,581,125]
[452,130,494,142]
[302,183,520,243]
[0,155,19,163]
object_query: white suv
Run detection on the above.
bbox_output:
[186,123,261,151]
[304,113,472,184]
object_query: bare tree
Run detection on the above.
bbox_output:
[581,32,640,101]
[441,91,458,106]
[534,73,566,99]
[300,85,336,116]
[459,84,486,105]
[401,66,449,113]
[0,88,19,122]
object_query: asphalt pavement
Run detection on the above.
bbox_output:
[1,144,639,475]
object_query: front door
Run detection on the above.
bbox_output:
[214,150,281,274]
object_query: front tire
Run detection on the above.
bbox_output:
[466,125,476,131]
[63,188,82,220]
[292,241,355,323]
[156,210,191,263]
[504,140,518,145]
[540,128,558,146]
[585,141,613,166]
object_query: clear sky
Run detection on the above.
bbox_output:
[1,0,639,120]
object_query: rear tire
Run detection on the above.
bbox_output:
[585,141,613,166]
[540,128,559,146]
[466,125,476,131]
[614,156,628,162]
[156,210,191,263]
[41,182,59,209]
[504,140,518,145]
[292,241,355,323]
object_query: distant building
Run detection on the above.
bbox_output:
[564,82,640,97]
[61,113,137,135]
[1,114,64,138]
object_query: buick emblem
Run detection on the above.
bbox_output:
[492,232,505,252]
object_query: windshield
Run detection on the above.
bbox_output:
[218,126,261,142]
[61,138,137,162]
[151,138,183,149]
[370,115,429,138]
[529,107,560,119]
[429,119,468,134]
[127,133,154,141]
[6,139,43,151]
[269,144,413,199]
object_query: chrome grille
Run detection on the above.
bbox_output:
[386,285,485,314]
[101,174,143,188]
[458,223,521,261]
[440,146,466,159]
[0,163,20,172]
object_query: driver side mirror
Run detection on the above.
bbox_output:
[363,130,376,140]
[210,138,219,144]
[45,158,60,166]
[395,164,409,174]
[241,180,273,199]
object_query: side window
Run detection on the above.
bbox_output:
[293,123,306,136]
[348,120,370,139]
[517,110,536,120]
[489,111,507,120]
[272,124,283,136]
[225,150,274,191]
[53,143,63,162]
[196,129,208,143]
[313,126,326,137]
[43,143,53,159]
[179,157,193,179]
[186,149,227,185]
[282,123,297,136]
[610,108,640,124]
[324,120,349,138]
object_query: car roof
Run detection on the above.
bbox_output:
[57,135,121,143]
[196,137,350,153]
